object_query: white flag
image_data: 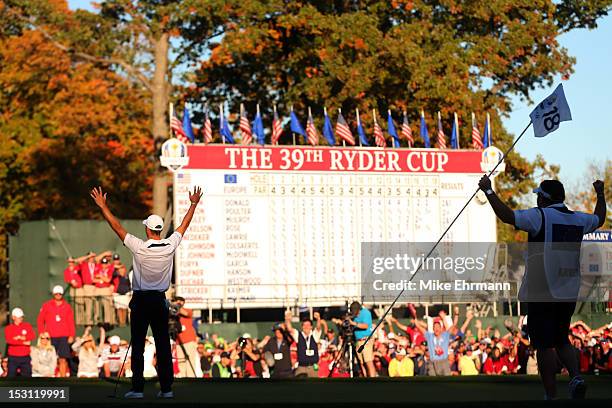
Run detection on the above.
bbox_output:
[529,84,572,137]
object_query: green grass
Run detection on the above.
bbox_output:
[0,375,610,407]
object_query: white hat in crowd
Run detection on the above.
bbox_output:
[142,214,164,231]
[109,336,121,346]
[397,348,407,356]
[52,285,64,295]
[11,307,24,318]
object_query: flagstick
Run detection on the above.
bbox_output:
[356,108,362,147]
[220,103,225,145]
[273,105,278,146]
[357,121,533,353]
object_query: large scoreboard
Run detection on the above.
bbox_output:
[173,145,497,309]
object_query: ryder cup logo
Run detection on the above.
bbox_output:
[160,138,189,171]
[480,146,505,177]
[476,146,505,205]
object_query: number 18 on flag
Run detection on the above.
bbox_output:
[529,83,572,137]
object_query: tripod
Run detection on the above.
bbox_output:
[327,336,361,378]
[174,335,196,377]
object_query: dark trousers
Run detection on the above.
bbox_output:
[129,291,173,392]
[8,356,32,377]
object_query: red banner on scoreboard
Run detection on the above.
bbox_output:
[184,145,484,173]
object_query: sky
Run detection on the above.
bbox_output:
[68,0,611,184]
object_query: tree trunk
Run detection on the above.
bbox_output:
[152,33,170,216]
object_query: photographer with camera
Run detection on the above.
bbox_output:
[348,301,377,377]
[171,297,201,378]
[235,335,262,378]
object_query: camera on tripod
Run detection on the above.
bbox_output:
[167,300,183,341]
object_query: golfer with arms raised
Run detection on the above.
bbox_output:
[479,176,606,400]
[91,186,202,399]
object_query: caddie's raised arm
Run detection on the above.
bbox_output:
[478,175,515,225]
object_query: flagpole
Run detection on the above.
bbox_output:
[169,102,174,138]
[257,103,261,145]
[220,103,225,145]
[454,112,459,149]
[273,104,278,146]
[357,121,533,353]
[339,108,346,147]
[486,112,491,147]
[356,108,362,147]
[291,105,296,146]
[403,111,411,148]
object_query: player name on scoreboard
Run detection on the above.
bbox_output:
[174,145,497,309]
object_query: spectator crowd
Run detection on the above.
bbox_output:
[3,278,611,379]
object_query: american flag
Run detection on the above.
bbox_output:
[471,113,484,149]
[437,112,447,149]
[373,112,386,147]
[335,110,355,146]
[203,110,212,144]
[271,107,283,145]
[239,104,252,145]
[170,111,189,143]
[306,108,319,146]
[401,112,414,147]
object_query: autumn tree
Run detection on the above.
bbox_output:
[187,0,609,239]
[1,0,234,215]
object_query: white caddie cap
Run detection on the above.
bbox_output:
[52,285,64,295]
[109,335,121,346]
[11,307,24,318]
[397,348,407,356]
[142,214,164,231]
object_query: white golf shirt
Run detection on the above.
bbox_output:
[123,231,183,291]
[514,203,600,300]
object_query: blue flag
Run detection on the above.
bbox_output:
[483,113,491,147]
[182,107,195,142]
[450,113,459,149]
[420,111,430,148]
[220,110,235,144]
[253,111,265,145]
[387,111,400,148]
[323,110,336,146]
[290,110,306,142]
[357,115,369,146]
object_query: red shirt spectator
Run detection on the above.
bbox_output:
[79,253,100,285]
[503,354,519,374]
[4,309,35,357]
[177,309,197,344]
[63,260,82,288]
[94,261,114,288]
[37,294,75,339]
[483,348,505,374]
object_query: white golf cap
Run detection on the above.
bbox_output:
[109,335,121,345]
[11,307,24,318]
[52,285,64,295]
[142,214,164,231]
[397,348,407,356]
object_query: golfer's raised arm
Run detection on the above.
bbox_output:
[478,175,515,225]
[593,180,606,228]
[90,186,127,241]
[175,186,203,236]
